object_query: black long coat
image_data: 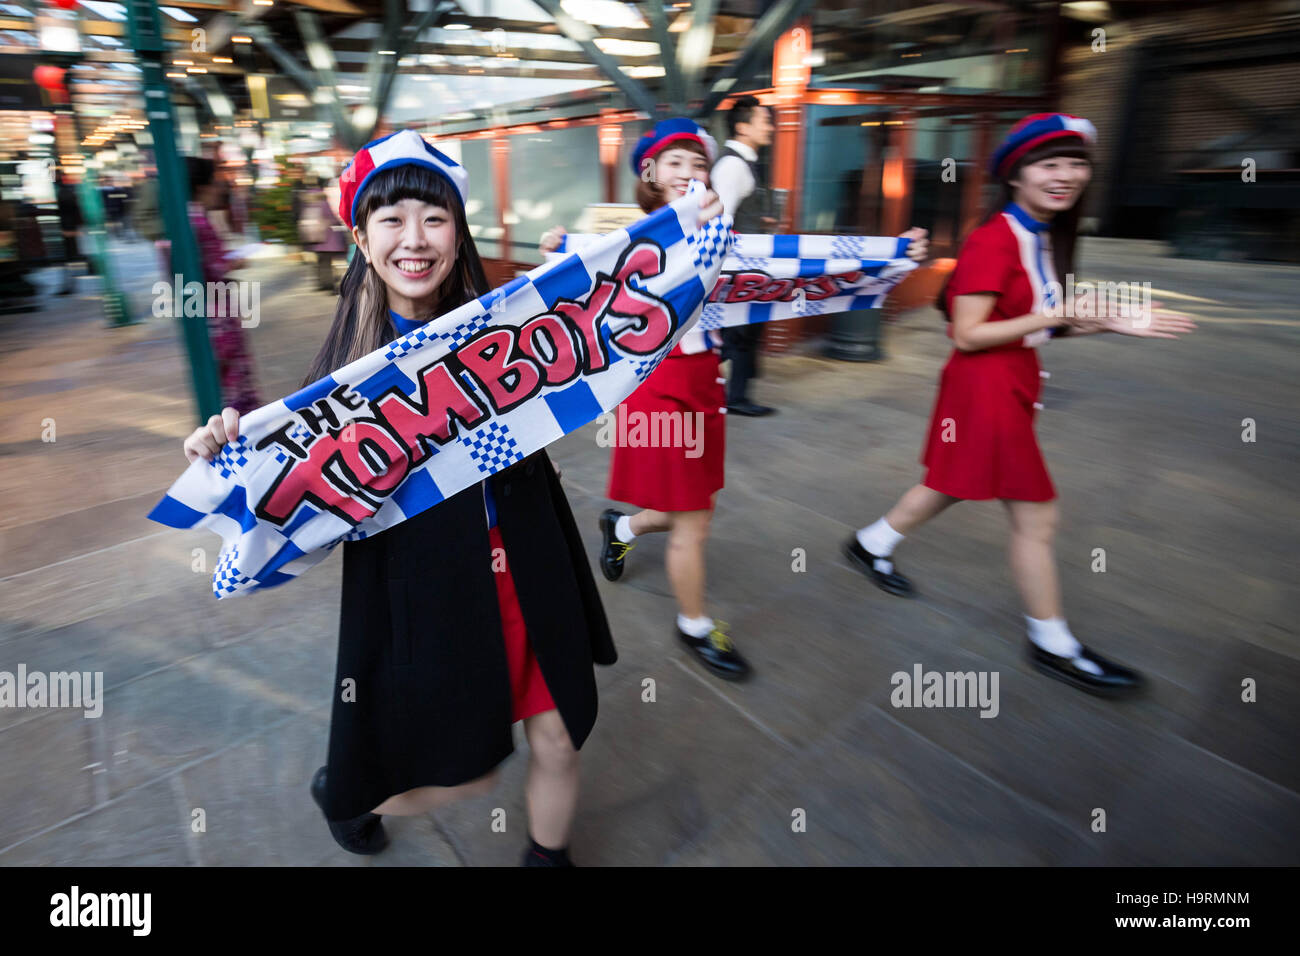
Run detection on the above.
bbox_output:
[319,449,616,821]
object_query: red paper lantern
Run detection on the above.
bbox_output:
[33,65,67,92]
[50,0,80,10]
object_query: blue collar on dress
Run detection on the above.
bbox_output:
[1004,201,1050,234]
[389,309,423,335]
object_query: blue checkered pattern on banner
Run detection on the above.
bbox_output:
[631,343,674,383]
[382,324,435,362]
[465,421,523,474]
[383,307,495,361]
[148,181,921,599]
[213,545,251,597]
[444,308,493,350]
[691,218,731,272]
[829,236,867,259]
[698,303,727,331]
[212,436,252,479]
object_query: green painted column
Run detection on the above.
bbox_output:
[125,0,221,422]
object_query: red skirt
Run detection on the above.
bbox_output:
[489,525,557,723]
[607,349,726,513]
[921,347,1056,502]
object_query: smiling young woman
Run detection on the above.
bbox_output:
[844,113,1196,697]
[182,130,617,867]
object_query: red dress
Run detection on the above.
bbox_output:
[490,524,557,722]
[606,341,727,513]
[921,208,1057,502]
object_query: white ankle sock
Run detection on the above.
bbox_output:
[615,515,636,543]
[857,518,904,573]
[1026,616,1100,674]
[677,614,714,638]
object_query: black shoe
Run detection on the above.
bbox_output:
[310,766,389,855]
[522,842,574,867]
[843,536,914,597]
[677,621,752,681]
[597,509,634,582]
[727,400,775,417]
[1028,643,1145,698]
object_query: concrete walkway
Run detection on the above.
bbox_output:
[0,236,1296,866]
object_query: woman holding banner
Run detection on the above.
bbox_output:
[180,131,619,866]
[543,119,752,681]
[845,113,1195,696]
[541,118,928,682]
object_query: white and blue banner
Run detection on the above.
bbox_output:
[557,232,917,330]
[150,185,917,600]
[150,184,735,598]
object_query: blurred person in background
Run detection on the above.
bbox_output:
[54,167,83,296]
[713,95,778,416]
[180,130,616,867]
[845,113,1196,696]
[297,173,348,292]
[103,178,128,238]
[186,155,260,414]
[132,161,165,253]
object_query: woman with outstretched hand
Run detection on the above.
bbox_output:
[845,113,1196,696]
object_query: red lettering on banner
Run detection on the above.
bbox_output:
[259,431,381,525]
[257,238,680,529]
[607,242,674,353]
[553,279,620,374]
[804,276,840,300]
[757,278,796,302]
[519,314,581,386]
[458,328,544,414]
[374,362,489,465]
[336,422,410,496]
[724,272,768,303]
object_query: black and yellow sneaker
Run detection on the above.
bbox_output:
[598,508,635,582]
[677,620,752,681]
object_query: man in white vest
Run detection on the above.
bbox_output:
[711,95,777,416]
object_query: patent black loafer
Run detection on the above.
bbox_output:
[310,766,389,855]
[677,622,752,681]
[1028,644,1145,698]
[843,536,914,597]
[598,508,634,582]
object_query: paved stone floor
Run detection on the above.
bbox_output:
[0,236,1296,866]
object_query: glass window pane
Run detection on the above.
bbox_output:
[435,138,502,260]
[507,125,602,263]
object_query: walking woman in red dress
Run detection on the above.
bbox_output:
[845,113,1196,695]
[544,119,748,679]
[181,131,615,866]
[542,119,928,681]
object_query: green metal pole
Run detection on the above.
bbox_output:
[125,0,221,423]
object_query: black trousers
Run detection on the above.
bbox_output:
[721,324,764,404]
